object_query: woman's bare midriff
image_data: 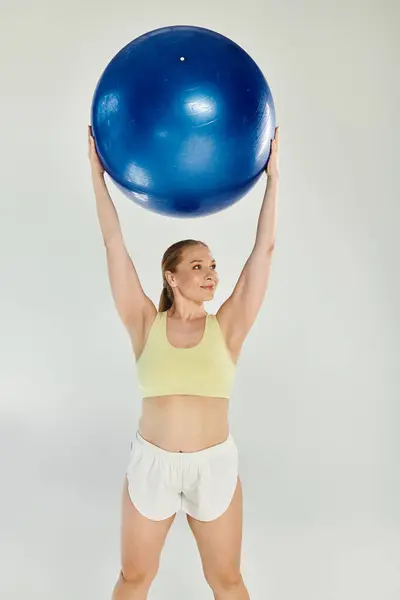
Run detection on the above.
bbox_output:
[138,395,230,452]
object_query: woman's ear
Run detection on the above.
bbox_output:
[164,270,176,288]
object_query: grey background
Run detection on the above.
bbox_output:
[1,0,399,598]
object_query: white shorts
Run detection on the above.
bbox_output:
[126,431,239,522]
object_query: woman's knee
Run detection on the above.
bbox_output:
[119,562,159,589]
[205,567,244,594]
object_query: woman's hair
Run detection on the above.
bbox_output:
[159,239,207,312]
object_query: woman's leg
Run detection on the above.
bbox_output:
[111,477,176,600]
[186,477,250,600]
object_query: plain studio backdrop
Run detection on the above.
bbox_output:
[0,0,399,598]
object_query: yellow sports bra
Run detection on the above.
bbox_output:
[135,311,236,399]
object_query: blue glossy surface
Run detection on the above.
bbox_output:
[91,25,276,217]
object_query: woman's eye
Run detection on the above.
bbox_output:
[193,263,216,270]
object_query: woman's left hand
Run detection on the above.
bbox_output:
[266,126,279,179]
[88,126,105,177]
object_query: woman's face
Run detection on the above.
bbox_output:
[167,244,219,303]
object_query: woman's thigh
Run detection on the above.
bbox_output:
[120,476,176,579]
[186,477,244,585]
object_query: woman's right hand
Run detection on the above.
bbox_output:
[88,126,105,176]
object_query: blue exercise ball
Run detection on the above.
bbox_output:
[91,25,276,217]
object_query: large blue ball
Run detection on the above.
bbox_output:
[91,25,276,217]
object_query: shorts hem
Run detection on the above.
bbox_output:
[127,482,178,522]
[182,474,239,522]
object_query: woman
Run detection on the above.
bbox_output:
[88,125,279,600]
